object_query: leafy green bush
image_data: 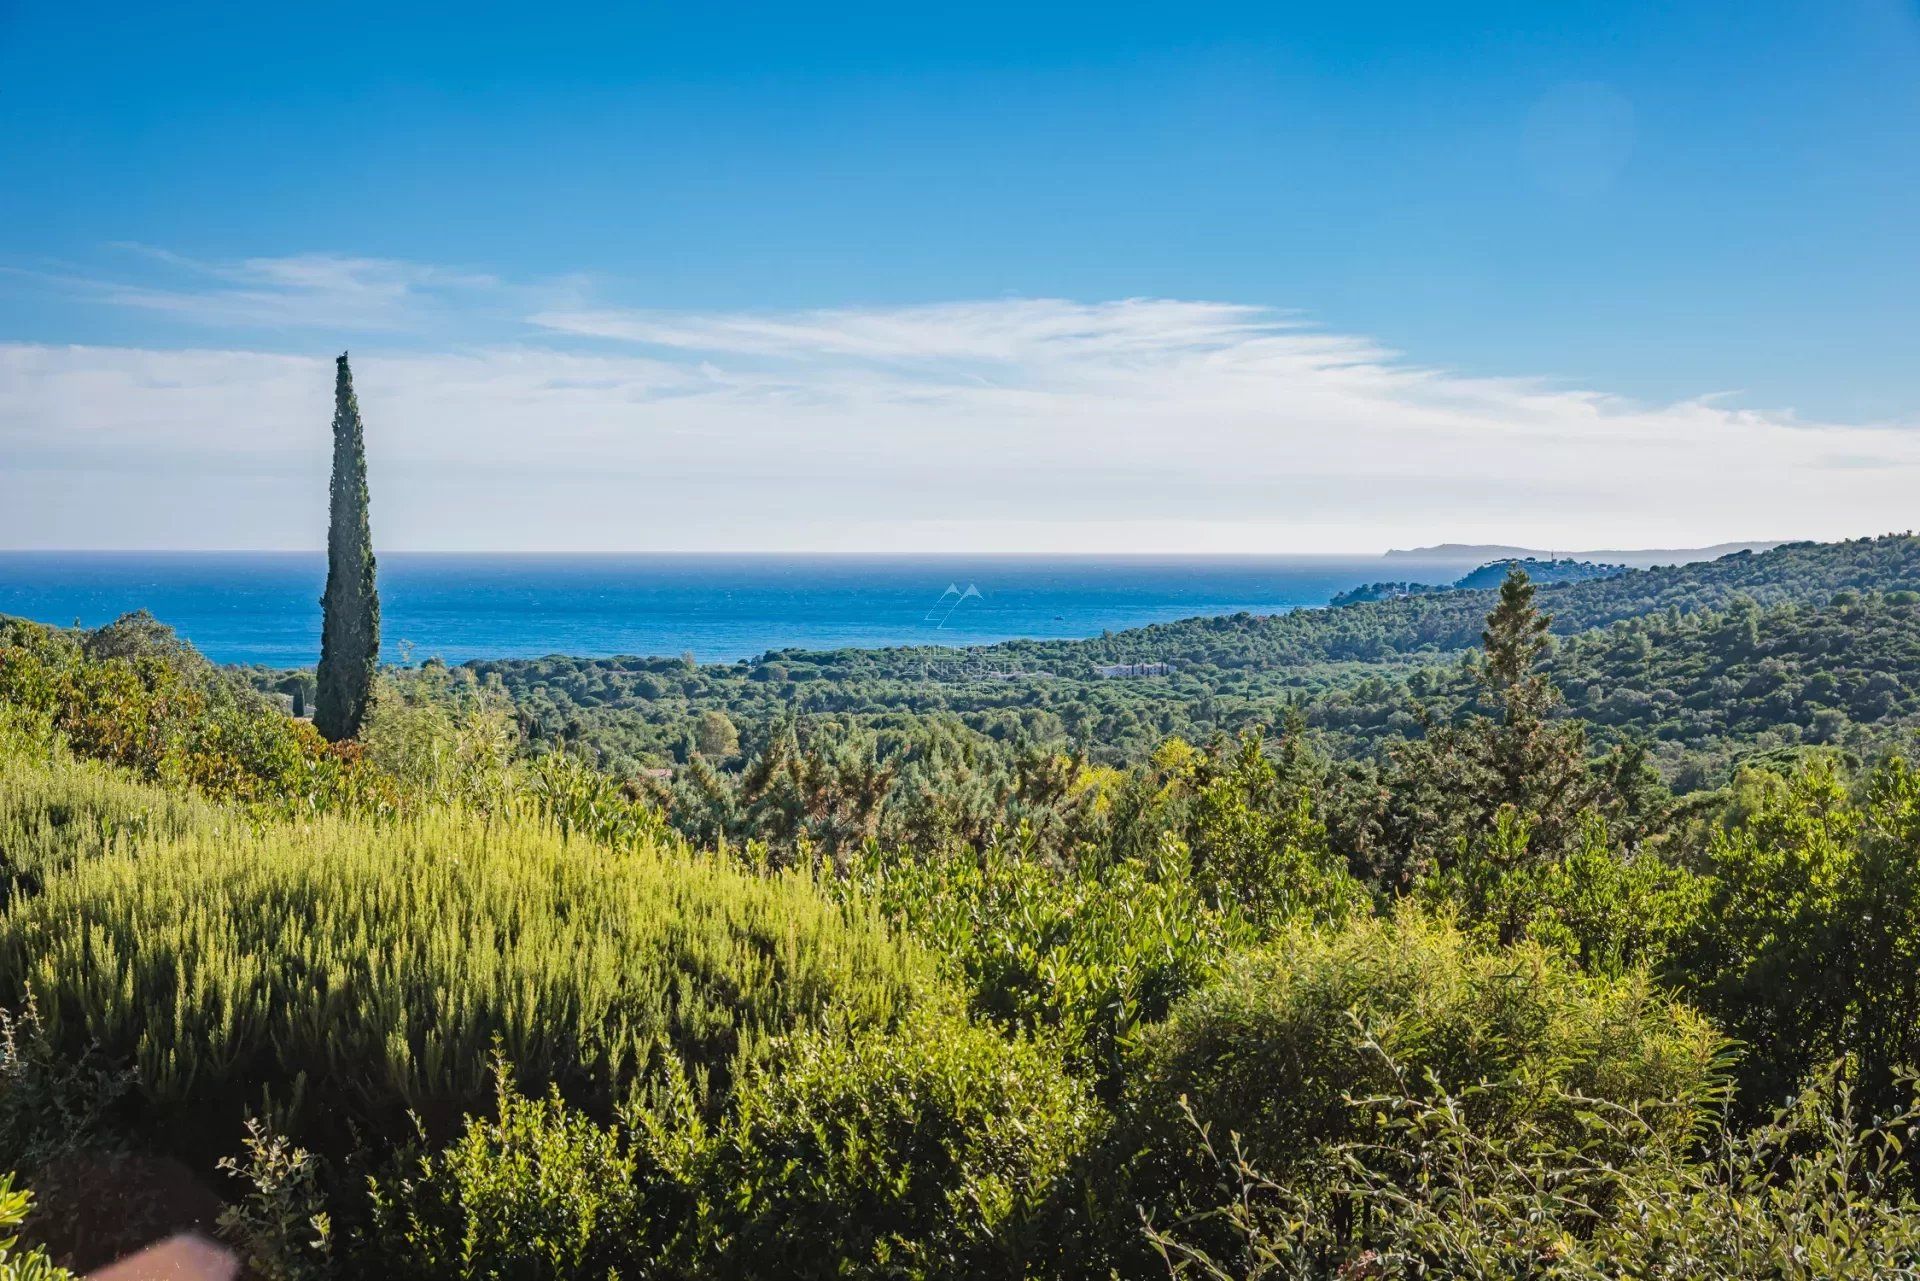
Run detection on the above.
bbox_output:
[0,794,931,1156]
[362,1015,1094,1281]
[1112,912,1722,1269]
[837,839,1237,1081]
[1418,807,1707,974]
[1175,731,1367,932]
[217,1118,334,1281]
[366,1062,700,1281]
[1681,752,1920,1116]
[0,1174,70,1281]
[1145,1060,1920,1279]
[702,1009,1097,1281]
[355,664,518,812]
[0,615,390,814]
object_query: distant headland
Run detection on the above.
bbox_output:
[1383,541,1781,567]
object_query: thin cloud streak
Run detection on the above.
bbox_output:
[11,247,505,332]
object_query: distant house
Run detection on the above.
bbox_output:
[641,767,674,782]
[1094,662,1172,678]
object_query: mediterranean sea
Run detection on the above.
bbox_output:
[0,551,1480,667]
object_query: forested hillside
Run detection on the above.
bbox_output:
[465,534,1920,773]
[1311,588,1920,781]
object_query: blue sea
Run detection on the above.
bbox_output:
[0,552,1473,668]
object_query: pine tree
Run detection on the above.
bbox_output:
[1480,563,1554,720]
[1361,564,1608,890]
[315,352,380,742]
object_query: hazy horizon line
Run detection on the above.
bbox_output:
[0,540,1788,559]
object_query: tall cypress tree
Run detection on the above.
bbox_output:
[315,352,380,741]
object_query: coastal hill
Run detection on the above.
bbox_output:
[461,533,1920,775]
[1385,540,1780,567]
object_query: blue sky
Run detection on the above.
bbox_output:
[2,1,1917,551]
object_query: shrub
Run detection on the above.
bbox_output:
[216,1118,333,1281]
[1111,912,1722,1270]
[1176,731,1367,932]
[702,1010,1097,1281]
[0,799,931,1159]
[1681,753,1920,1117]
[366,1062,700,1281]
[0,745,225,906]
[0,998,131,1182]
[0,615,390,814]
[1418,808,1707,975]
[0,1174,70,1281]
[1144,1061,1920,1279]
[355,666,518,812]
[837,840,1237,1082]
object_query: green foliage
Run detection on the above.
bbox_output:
[1176,730,1367,932]
[1117,912,1723,1266]
[1681,752,1920,1116]
[693,709,740,759]
[217,1118,334,1281]
[1419,809,1707,974]
[703,1010,1097,1281]
[0,1175,71,1281]
[316,352,381,743]
[837,838,1237,1080]
[0,614,391,814]
[1145,1060,1920,1279]
[1348,574,1608,888]
[0,775,930,1155]
[0,738,225,905]
[366,1062,697,1281]
[355,663,518,810]
[445,534,1920,774]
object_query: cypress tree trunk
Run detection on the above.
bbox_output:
[315,352,380,742]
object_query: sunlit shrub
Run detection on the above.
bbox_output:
[1681,752,1920,1117]
[702,1009,1097,1281]
[0,1173,71,1281]
[837,839,1237,1081]
[366,1062,699,1281]
[0,616,391,815]
[0,796,931,1155]
[1110,911,1722,1270]
[1144,1059,1920,1279]
[0,744,225,905]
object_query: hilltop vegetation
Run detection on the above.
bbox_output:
[448,535,1920,780]
[5,534,1920,1275]
[1327,554,1626,605]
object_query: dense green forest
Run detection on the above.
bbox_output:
[5,534,1920,1276]
[1327,555,1627,606]
[403,535,1920,779]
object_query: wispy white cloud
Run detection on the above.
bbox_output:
[2,278,1916,551]
[10,246,505,332]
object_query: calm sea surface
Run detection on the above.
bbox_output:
[0,552,1472,667]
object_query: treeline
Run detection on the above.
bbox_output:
[431,534,1920,777]
[1328,554,1627,606]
